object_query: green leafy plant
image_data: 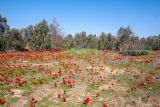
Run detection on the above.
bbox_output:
[119,50,149,56]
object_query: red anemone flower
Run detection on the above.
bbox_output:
[102,104,108,107]
[58,93,61,98]
[58,69,62,75]
[0,98,4,105]
[83,97,90,104]
[31,97,35,102]
[140,70,144,74]
[1,73,5,77]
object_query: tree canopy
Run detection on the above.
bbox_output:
[0,14,160,52]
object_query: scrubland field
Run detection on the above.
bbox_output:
[0,49,160,107]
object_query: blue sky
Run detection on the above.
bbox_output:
[0,0,160,37]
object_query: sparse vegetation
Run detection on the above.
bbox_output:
[0,49,160,106]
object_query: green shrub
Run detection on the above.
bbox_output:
[119,50,149,56]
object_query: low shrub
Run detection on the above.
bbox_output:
[119,50,149,56]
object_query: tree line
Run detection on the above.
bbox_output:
[0,14,160,52]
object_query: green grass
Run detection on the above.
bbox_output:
[60,83,71,89]
[4,97,19,107]
[86,84,98,93]
[64,48,98,56]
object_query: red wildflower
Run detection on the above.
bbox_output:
[1,73,5,77]
[30,97,36,107]
[146,76,151,84]
[62,78,65,83]
[58,69,62,75]
[150,72,155,76]
[16,74,21,77]
[102,104,108,107]
[83,97,90,104]
[53,74,58,77]
[111,83,115,87]
[69,84,72,87]
[126,69,131,74]
[0,98,4,105]
[15,78,21,84]
[31,97,35,102]
[140,70,144,74]
[63,97,66,102]
[67,80,71,84]
[64,90,66,94]
[156,76,159,80]
[50,71,52,75]
[58,93,61,98]
[16,78,20,81]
